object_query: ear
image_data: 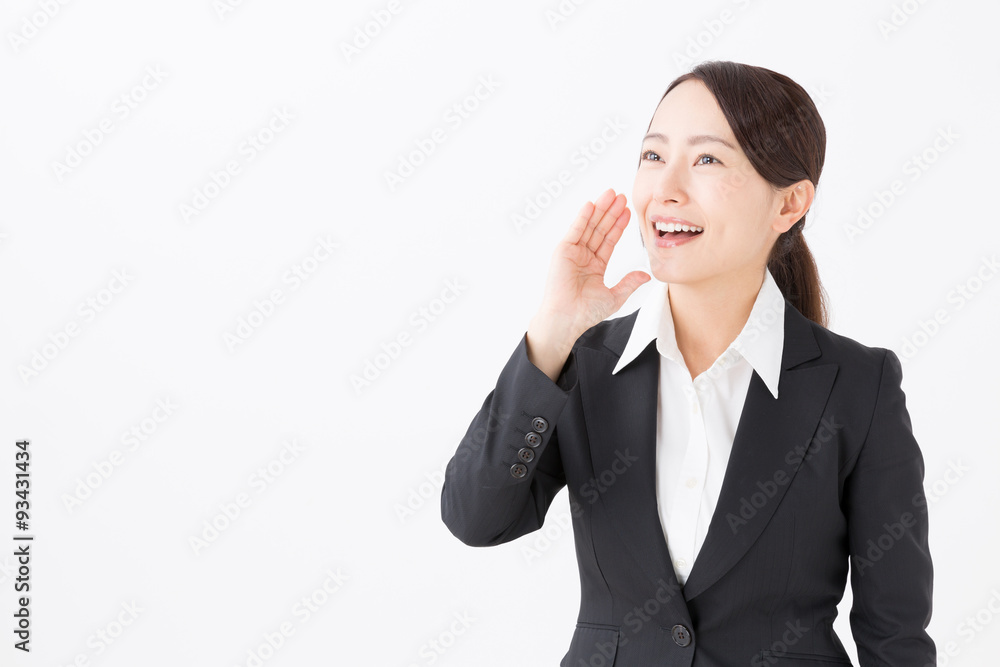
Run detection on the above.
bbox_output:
[772,179,815,233]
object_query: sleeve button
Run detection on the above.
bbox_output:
[510,463,527,478]
[525,432,541,447]
[531,417,549,433]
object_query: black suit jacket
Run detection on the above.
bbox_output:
[441,298,935,666]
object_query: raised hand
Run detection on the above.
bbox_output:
[526,188,651,381]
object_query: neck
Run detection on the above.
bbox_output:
[667,265,766,378]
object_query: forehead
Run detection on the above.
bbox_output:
[647,79,733,139]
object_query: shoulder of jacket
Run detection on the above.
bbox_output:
[807,318,891,376]
[571,309,640,353]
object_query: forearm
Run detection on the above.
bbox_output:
[440,332,576,547]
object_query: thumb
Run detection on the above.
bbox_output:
[609,270,651,309]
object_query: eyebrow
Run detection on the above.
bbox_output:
[642,132,736,151]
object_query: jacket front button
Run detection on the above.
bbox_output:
[510,463,527,478]
[671,624,692,647]
[531,417,549,433]
[518,447,534,463]
[524,432,542,447]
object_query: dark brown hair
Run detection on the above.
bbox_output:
[649,60,829,328]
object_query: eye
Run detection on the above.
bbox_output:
[640,150,722,166]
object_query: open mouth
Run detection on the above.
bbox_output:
[654,221,704,240]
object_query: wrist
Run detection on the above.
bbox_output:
[527,312,580,356]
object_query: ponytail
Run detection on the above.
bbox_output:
[767,218,829,328]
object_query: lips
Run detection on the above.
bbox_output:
[651,215,704,238]
[649,215,704,247]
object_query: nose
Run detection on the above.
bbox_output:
[651,158,688,205]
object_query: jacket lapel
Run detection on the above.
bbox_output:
[578,299,839,602]
[578,314,677,595]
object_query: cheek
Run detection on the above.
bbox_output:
[705,178,770,227]
[718,162,756,196]
[709,176,743,205]
[632,172,655,218]
[631,176,651,212]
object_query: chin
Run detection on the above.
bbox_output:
[646,260,684,285]
[645,254,711,286]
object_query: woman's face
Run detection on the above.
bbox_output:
[632,79,790,286]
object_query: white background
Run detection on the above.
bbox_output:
[2,0,998,665]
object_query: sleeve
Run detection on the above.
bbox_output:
[440,331,579,547]
[844,348,936,665]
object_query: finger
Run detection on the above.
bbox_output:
[564,200,595,246]
[594,205,631,266]
[586,193,627,254]
[609,270,652,309]
[579,188,616,248]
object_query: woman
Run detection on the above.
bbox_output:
[440,60,934,666]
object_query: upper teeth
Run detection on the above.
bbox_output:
[654,222,704,233]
